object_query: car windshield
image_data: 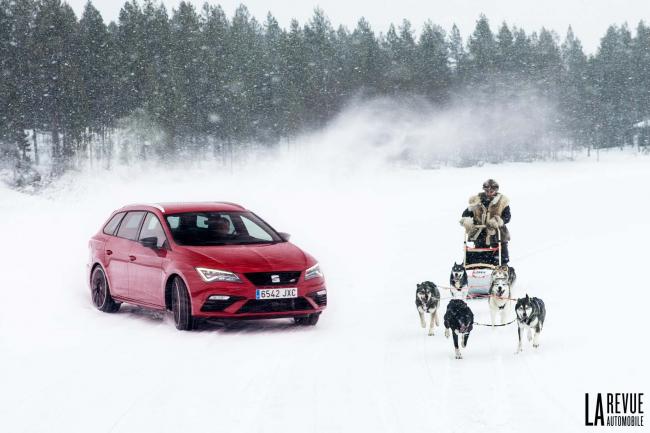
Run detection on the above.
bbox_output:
[165,211,282,246]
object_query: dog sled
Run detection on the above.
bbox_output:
[463,226,503,296]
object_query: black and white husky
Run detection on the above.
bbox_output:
[515,294,546,353]
[444,299,474,359]
[415,281,441,336]
[449,262,469,299]
[488,265,514,327]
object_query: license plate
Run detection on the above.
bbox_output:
[256,288,298,300]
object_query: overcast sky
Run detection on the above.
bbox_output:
[65,0,648,54]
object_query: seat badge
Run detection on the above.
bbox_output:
[271,274,280,283]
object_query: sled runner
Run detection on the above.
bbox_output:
[463,226,502,296]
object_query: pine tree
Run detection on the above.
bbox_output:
[511,28,532,80]
[495,22,515,75]
[200,3,230,144]
[31,0,84,170]
[281,19,308,136]
[79,1,112,142]
[560,27,589,148]
[593,25,635,147]
[170,1,203,142]
[349,18,382,95]
[467,15,497,82]
[415,21,449,103]
[632,21,650,126]
[260,13,286,140]
[303,8,337,126]
[4,0,37,163]
[0,1,15,160]
[139,1,175,157]
[225,4,264,140]
[383,20,417,95]
[332,25,351,107]
[532,28,562,97]
[116,0,146,118]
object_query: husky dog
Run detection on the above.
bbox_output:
[449,262,469,299]
[488,266,513,327]
[415,281,441,336]
[515,294,546,353]
[492,264,516,286]
[444,299,474,359]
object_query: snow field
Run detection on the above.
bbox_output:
[1,148,648,432]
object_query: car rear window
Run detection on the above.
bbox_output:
[116,211,146,241]
[103,212,125,235]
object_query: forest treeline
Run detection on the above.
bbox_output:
[1,0,649,177]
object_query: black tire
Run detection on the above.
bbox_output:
[307,313,320,326]
[90,266,120,313]
[294,313,320,326]
[171,276,194,331]
[293,315,309,325]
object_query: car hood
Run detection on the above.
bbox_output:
[181,242,311,273]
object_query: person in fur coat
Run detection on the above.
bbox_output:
[460,179,511,264]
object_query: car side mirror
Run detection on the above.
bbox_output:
[140,236,159,249]
[278,232,291,242]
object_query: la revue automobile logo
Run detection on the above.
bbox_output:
[585,393,644,427]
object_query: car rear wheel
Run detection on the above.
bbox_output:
[171,277,194,331]
[91,266,120,313]
[294,313,320,326]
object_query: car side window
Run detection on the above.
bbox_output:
[116,211,146,241]
[103,212,125,235]
[241,215,273,241]
[139,213,168,248]
[167,216,179,229]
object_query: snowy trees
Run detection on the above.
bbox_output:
[0,2,649,176]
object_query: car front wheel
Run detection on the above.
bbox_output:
[90,266,120,313]
[171,277,194,331]
[294,313,320,326]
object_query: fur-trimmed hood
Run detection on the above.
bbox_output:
[468,192,509,212]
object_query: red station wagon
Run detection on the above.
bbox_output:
[88,202,326,330]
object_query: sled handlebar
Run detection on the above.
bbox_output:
[463,226,502,266]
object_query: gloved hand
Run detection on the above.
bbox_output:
[460,217,475,232]
[487,216,503,229]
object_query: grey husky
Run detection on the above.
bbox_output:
[449,262,469,299]
[488,265,515,326]
[515,294,546,353]
[415,281,440,336]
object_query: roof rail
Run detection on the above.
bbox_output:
[121,203,165,212]
[149,203,165,212]
[213,201,245,209]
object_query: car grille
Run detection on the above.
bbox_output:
[200,296,245,312]
[244,271,301,286]
[237,297,313,313]
[308,290,327,307]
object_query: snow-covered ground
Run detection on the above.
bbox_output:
[1,144,648,432]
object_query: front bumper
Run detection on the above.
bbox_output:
[186,271,327,319]
[194,294,326,319]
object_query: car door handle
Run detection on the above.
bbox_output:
[106,250,113,256]
[129,255,136,261]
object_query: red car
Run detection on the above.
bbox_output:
[88,202,326,330]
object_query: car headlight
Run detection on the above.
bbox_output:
[195,267,242,283]
[305,263,323,280]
